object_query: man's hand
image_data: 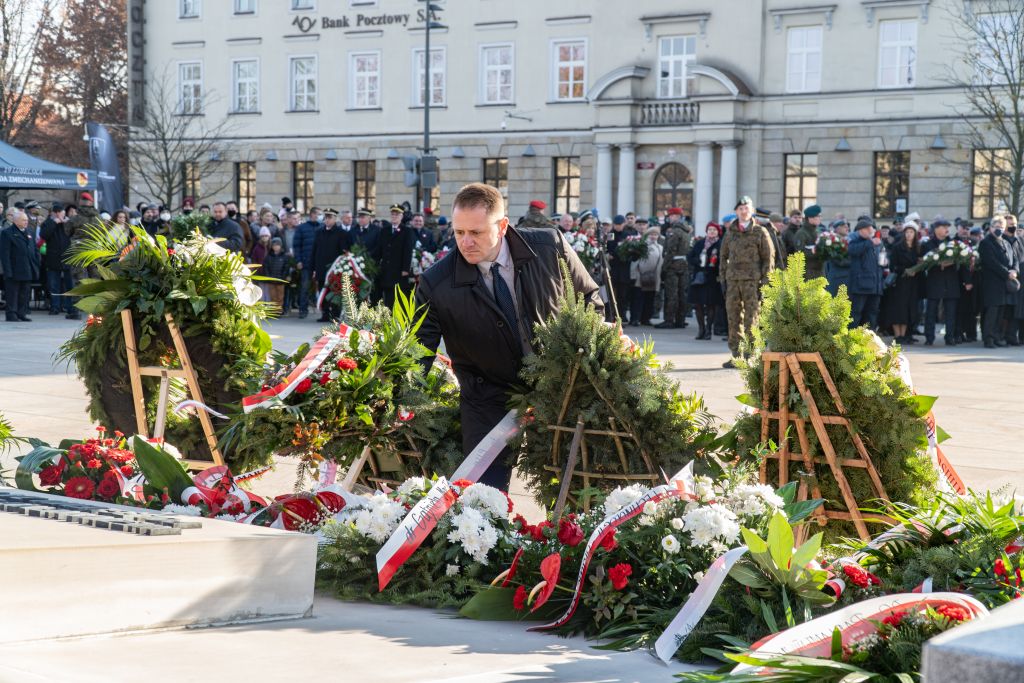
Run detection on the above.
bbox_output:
[871,237,881,246]
[1010,270,1019,280]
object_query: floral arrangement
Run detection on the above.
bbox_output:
[613,235,649,262]
[15,428,142,504]
[813,231,849,262]
[323,245,376,305]
[564,229,602,271]
[906,239,977,275]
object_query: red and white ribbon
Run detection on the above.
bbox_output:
[173,399,230,420]
[375,477,459,591]
[242,333,342,412]
[448,409,520,483]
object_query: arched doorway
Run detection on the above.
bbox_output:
[652,162,694,216]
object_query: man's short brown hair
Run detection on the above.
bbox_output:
[452,183,505,219]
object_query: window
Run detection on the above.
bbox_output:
[234,0,255,14]
[552,40,586,100]
[482,157,509,212]
[289,56,317,111]
[178,61,203,114]
[971,149,1012,219]
[975,13,1017,84]
[349,51,381,109]
[783,153,818,215]
[291,0,314,9]
[480,44,514,104]
[292,161,314,213]
[786,26,822,93]
[180,0,200,18]
[552,156,581,215]
[657,36,696,98]
[873,151,911,218]
[413,48,446,107]
[652,163,694,215]
[235,162,256,213]
[878,20,917,88]
[232,59,259,113]
[353,160,376,212]
[181,162,200,204]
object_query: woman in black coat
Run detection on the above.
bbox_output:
[885,225,921,343]
[686,222,724,340]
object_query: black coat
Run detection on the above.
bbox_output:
[847,233,884,295]
[311,226,352,285]
[375,222,416,292]
[0,225,41,281]
[40,217,71,270]
[922,238,967,300]
[262,250,291,281]
[978,233,1017,308]
[209,217,245,253]
[606,227,639,283]
[352,222,380,253]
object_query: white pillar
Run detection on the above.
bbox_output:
[616,144,636,215]
[595,143,613,221]
[695,142,714,230]
[717,142,738,222]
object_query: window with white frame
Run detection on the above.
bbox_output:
[552,39,586,100]
[480,43,514,104]
[349,51,381,109]
[878,20,917,88]
[180,0,200,18]
[786,26,822,93]
[657,35,696,98]
[178,61,203,114]
[291,0,314,10]
[413,48,446,107]
[234,0,255,14]
[232,59,259,113]
[289,56,317,111]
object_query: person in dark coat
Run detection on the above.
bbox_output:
[847,219,884,329]
[40,202,78,318]
[922,219,968,345]
[353,209,380,253]
[311,210,353,322]
[0,210,41,321]
[605,214,639,323]
[209,203,245,253]
[374,204,416,308]
[686,222,724,339]
[885,224,922,343]
[1001,214,1024,345]
[767,213,788,270]
[410,212,437,253]
[978,217,1019,347]
[824,220,852,297]
[416,183,602,490]
[261,238,291,309]
[140,204,162,238]
[291,209,320,319]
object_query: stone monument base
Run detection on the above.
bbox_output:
[922,598,1024,682]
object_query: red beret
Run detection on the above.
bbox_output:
[80,192,94,202]
[529,200,547,210]
[667,207,683,216]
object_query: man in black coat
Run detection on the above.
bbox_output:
[922,219,968,346]
[40,202,79,319]
[0,210,41,322]
[416,183,602,490]
[353,209,380,253]
[311,209,353,322]
[605,214,638,323]
[209,202,245,253]
[978,217,1019,347]
[374,204,416,308]
[847,219,884,328]
[1001,214,1024,345]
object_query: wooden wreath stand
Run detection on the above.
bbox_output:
[121,309,224,470]
[757,351,888,542]
[548,357,661,518]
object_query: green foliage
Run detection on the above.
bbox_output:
[14,444,63,492]
[512,262,717,506]
[168,213,212,242]
[732,254,936,540]
[131,436,193,501]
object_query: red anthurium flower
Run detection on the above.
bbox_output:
[275,493,320,530]
[315,490,346,514]
[65,476,95,500]
[512,585,528,611]
[295,377,313,394]
[995,559,1007,577]
[530,553,562,612]
[557,515,585,547]
[502,548,524,588]
[504,492,514,513]
[609,562,633,591]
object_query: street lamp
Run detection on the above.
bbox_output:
[419,0,446,210]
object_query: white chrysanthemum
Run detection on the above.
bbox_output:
[682,504,740,548]
[162,503,203,516]
[693,476,716,502]
[643,501,658,516]
[447,507,498,564]
[662,534,681,554]
[603,484,649,516]
[723,483,786,519]
[336,494,407,543]
[670,517,684,531]
[693,571,705,582]
[397,477,427,496]
[458,483,510,519]
[215,512,246,522]
[445,563,460,577]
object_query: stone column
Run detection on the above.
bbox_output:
[695,142,714,230]
[595,143,613,221]
[616,144,636,215]
[717,142,738,221]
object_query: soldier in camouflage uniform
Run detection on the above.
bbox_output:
[719,196,775,367]
[517,200,556,229]
[656,207,694,328]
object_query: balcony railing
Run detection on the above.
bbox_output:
[635,100,700,126]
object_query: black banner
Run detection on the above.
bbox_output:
[86,122,124,214]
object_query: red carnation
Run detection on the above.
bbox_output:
[609,562,633,591]
[512,585,528,611]
[513,514,533,536]
[842,564,871,589]
[599,529,618,552]
[995,559,1007,577]
[120,465,135,476]
[557,515,585,547]
[86,458,102,469]
[39,463,64,487]
[882,611,905,628]
[452,479,474,489]
[319,373,330,386]
[96,478,120,500]
[336,357,358,371]
[531,520,554,542]
[65,476,95,500]
[935,604,970,622]
[295,377,313,394]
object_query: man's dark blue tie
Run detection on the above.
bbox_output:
[491,262,522,349]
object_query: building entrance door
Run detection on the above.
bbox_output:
[652,162,694,217]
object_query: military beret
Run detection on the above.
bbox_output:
[803,204,822,218]
[613,214,626,225]
[667,207,683,216]
[735,196,754,209]
[529,200,547,210]
[768,212,784,223]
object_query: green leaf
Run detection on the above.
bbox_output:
[741,527,769,555]
[767,512,795,571]
[777,481,799,506]
[66,279,131,296]
[458,586,555,621]
[760,600,778,633]
[936,425,952,444]
[15,445,64,492]
[786,498,825,524]
[830,627,843,661]
[729,562,770,589]
[910,395,937,417]
[736,393,761,409]
[190,297,208,315]
[131,436,192,501]
[791,532,824,573]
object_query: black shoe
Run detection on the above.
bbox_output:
[944,339,957,346]
[5,317,18,322]
[722,359,736,369]
[298,312,308,319]
[17,316,31,322]
[654,322,675,329]
[984,340,996,348]
[48,310,61,315]
[317,317,331,323]
[66,313,81,320]
[681,321,689,328]
[1008,340,1021,347]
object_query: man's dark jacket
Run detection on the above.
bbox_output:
[311,226,352,286]
[0,225,41,281]
[847,233,883,295]
[415,226,602,454]
[922,237,967,300]
[40,217,71,270]
[293,219,318,268]
[209,217,245,253]
[978,233,1017,308]
[375,221,416,296]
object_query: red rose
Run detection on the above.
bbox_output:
[39,464,64,487]
[86,458,103,469]
[867,571,882,586]
[842,564,870,589]
[336,357,358,371]
[608,562,633,591]
[512,585,528,611]
[96,478,120,500]
[882,611,905,628]
[557,516,584,547]
[65,476,95,499]
[935,604,970,622]
[319,373,330,386]
[531,520,554,542]
[995,559,1007,577]
[295,377,313,394]
[120,465,135,476]
[599,529,618,552]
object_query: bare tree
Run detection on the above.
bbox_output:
[128,67,237,211]
[947,0,1024,216]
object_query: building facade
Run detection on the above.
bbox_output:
[130,0,1012,226]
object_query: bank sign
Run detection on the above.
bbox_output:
[292,9,440,33]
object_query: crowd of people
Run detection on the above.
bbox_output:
[1,191,1021,357]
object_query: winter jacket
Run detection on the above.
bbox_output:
[0,225,41,281]
[607,227,639,283]
[311,226,353,285]
[661,223,694,273]
[847,233,883,296]
[978,233,1017,308]
[719,220,775,285]
[40,217,72,270]
[631,240,663,291]
[209,217,245,254]
[262,250,291,281]
[292,220,317,268]
[922,237,967,300]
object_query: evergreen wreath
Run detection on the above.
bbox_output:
[731,254,936,539]
[511,262,717,508]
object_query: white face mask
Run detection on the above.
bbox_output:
[160,212,171,222]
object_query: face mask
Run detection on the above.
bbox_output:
[160,212,171,222]
[994,228,1003,237]
[228,209,237,218]
[1007,225,1017,234]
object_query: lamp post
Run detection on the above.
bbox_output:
[419,0,446,211]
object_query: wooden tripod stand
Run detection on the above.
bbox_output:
[758,351,888,541]
[121,309,224,470]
